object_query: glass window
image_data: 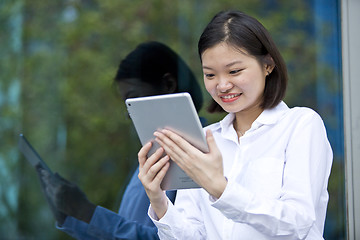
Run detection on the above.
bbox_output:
[0,0,344,239]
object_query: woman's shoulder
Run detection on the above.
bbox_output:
[284,105,326,127]
[288,105,322,118]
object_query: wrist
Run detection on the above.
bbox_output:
[77,202,96,223]
[209,176,227,199]
[150,194,168,220]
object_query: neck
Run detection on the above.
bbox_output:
[233,106,263,137]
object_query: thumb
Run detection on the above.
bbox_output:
[54,172,68,182]
[205,129,218,153]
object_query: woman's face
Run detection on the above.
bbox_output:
[201,43,268,114]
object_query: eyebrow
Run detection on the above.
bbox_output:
[202,66,213,70]
[202,60,243,70]
[225,60,243,67]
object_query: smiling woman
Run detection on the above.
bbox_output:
[138,10,333,240]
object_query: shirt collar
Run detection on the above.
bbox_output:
[218,113,237,142]
[216,101,289,136]
[253,101,289,126]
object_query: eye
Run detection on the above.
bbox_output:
[204,73,215,79]
[229,69,243,75]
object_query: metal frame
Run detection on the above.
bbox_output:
[342,0,360,239]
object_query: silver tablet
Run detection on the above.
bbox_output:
[18,134,53,175]
[126,92,208,190]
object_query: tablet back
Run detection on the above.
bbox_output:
[18,134,53,174]
[126,92,208,190]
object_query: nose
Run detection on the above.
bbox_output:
[217,76,233,93]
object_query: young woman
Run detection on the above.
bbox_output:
[138,10,333,239]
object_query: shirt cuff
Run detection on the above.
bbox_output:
[148,198,178,239]
[148,197,172,225]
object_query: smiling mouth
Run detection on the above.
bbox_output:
[220,93,242,99]
[219,93,242,102]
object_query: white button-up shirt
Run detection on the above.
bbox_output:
[149,101,333,240]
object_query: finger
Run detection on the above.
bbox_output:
[153,161,170,186]
[138,146,166,184]
[39,168,51,180]
[147,155,170,184]
[142,147,167,176]
[44,174,58,196]
[156,129,204,166]
[159,129,189,148]
[45,173,68,197]
[138,153,170,191]
[154,134,199,180]
[39,169,57,192]
[154,130,187,159]
[138,141,152,168]
[154,134,181,159]
[162,129,201,154]
[47,173,62,189]
[37,169,52,194]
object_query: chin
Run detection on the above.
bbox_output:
[219,106,239,114]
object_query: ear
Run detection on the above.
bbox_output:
[161,73,178,93]
[264,55,275,76]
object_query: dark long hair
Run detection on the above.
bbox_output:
[198,10,288,112]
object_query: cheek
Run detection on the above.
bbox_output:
[245,73,266,92]
[204,80,217,96]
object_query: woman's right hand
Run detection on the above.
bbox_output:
[138,141,170,219]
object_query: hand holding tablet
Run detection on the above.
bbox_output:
[126,92,209,190]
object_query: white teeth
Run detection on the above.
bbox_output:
[221,94,241,99]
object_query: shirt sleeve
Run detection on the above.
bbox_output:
[149,192,207,239]
[211,110,333,239]
[57,216,97,240]
[87,206,160,240]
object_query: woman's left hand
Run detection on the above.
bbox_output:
[154,129,227,199]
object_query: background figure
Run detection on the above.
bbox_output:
[38,41,204,240]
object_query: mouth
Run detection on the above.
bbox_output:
[219,93,242,102]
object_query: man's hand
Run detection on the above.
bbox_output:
[37,167,96,224]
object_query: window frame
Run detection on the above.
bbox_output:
[341,0,360,239]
